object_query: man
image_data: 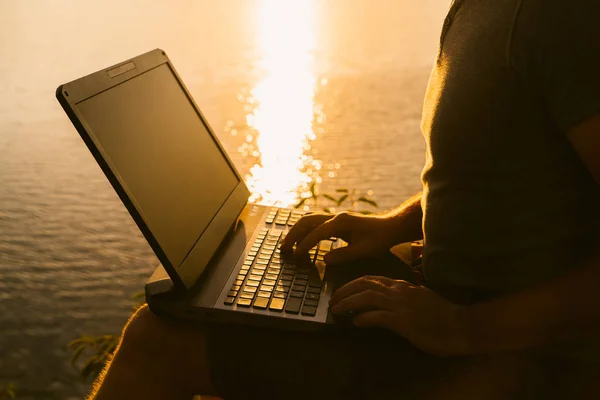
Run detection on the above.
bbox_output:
[90,0,600,398]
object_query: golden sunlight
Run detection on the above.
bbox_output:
[243,0,321,207]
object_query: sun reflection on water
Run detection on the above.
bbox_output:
[241,0,321,207]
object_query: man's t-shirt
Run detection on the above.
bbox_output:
[421,0,600,295]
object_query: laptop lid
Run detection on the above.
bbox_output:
[56,49,251,291]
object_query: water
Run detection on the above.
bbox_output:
[0,0,447,397]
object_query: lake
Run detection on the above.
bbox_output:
[0,0,447,398]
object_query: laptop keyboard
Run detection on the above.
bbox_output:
[223,208,334,317]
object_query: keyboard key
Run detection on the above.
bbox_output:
[237,298,252,307]
[303,299,318,307]
[235,279,245,286]
[246,280,260,287]
[248,274,262,281]
[308,279,322,288]
[269,298,285,311]
[253,297,269,309]
[243,286,257,293]
[301,306,317,316]
[295,273,309,280]
[307,287,321,294]
[224,296,235,305]
[262,245,276,251]
[273,291,287,299]
[240,292,255,300]
[243,260,253,266]
[259,285,274,292]
[305,293,320,301]
[279,280,292,287]
[257,291,272,298]
[248,251,258,257]
[228,290,238,297]
[263,279,276,286]
[297,267,310,274]
[290,290,304,298]
[265,273,279,280]
[285,297,302,314]
[258,254,272,260]
[292,284,306,292]
[294,279,308,286]
[319,240,333,252]
[256,260,269,265]
[231,285,241,291]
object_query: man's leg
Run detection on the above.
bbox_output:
[90,305,217,400]
[90,303,566,400]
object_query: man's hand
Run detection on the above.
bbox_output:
[329,276,467,357]
[280,212,399,265]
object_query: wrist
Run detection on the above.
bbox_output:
[445,304,473,356]
[380,213,422,245]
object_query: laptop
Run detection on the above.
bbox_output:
[56,48,355,331]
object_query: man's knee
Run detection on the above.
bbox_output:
[114,305,215,393]
[117,304,208,367]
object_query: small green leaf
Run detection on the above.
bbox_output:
[98,336,118,356]
[81,355,106,382]
[132,291,145,300]
[336,194,349,206]
[357,196,378,208]
[309,182,317,199]
[335,189,349,193]
[71,344,87,365]
[294,197,307,209]
[322,194,336,203]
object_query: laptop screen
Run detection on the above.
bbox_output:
[76,64,240,269]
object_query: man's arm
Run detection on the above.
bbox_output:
[463,248,600,354]
[378,191,424,244]
[462,114,600,354]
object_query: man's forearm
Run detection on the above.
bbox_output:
[379,192,423,244]
[461,248,600,355]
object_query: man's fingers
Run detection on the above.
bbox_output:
[352,310,399,332]
[294,217,343,256]
[280,213,333,253]
[330,275,397,306]
[330,290,394,314]
[323,243,370,266]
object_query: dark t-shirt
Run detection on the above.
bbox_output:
[421,0,600,294]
